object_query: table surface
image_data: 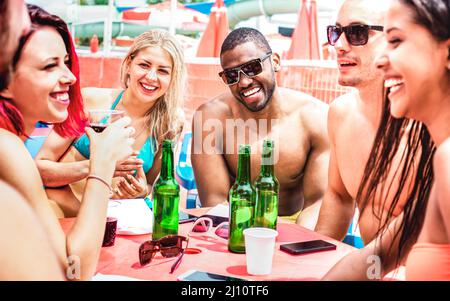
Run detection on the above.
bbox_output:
[60,207,362,281]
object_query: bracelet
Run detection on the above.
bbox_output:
[86,174,113,194]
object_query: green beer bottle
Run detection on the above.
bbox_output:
[228,144,255,253]
[152,140,180,240]
[254,139,279,230]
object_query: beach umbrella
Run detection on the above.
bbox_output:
[286,0,310,59]
[309,0,321,59]
[196,0,229,57]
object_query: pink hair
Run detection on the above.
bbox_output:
[0,4,87,138]
[52,30,87,138]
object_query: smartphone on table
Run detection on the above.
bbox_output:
[179,212,198,224]
[177,270,248,281]
[280,240,336,255]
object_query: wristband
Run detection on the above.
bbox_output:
[87,174,113,195]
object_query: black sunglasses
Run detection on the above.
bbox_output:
[218,52,272,86]
[327,24,384,46]
[139,235,188,273]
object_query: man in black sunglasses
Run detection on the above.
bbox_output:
[192,27,330,229]
[315,0,413,245]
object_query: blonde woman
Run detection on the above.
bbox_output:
[36,29,187,217]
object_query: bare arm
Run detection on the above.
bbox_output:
[113,149,161,199]
[314,103,355,240]
[0,132,69,270]
[35,130,89,187]
[66,119,134,279]
[145,148,161,189]
[297,101,330,228]
[314,149,355,240]
[0,181,64,280]
[191,107,231,207]
[0,118,133,280]
[35,87,112,187]
[301,102,330,203]
[323,213,411,280]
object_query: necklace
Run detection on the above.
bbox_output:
[133,122,148,140]
[119,91,149,140]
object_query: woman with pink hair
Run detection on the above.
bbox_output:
[0,5,135,280]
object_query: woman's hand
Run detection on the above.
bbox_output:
[87,116,135,177]
[112,165,149,199]
[114,151,144,177]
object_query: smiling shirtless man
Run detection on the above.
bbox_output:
[191,28,329,228]
[314,0,417,244]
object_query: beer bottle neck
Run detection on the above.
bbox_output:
[161,146,175,180]
[261,162,274,177]
[237,152,251,183]
[260,146,274,177]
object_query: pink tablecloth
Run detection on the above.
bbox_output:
[60,211,357,281]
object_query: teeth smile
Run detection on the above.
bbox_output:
[384,78,404,90]
[52,92,69,101]
[141,83,157,91]
[385,78,404,95]
[242,87,260,97]
[390,85,402,93]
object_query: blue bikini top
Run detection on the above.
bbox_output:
[73,90,155,173]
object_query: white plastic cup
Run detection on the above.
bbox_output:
[243,227,278,275]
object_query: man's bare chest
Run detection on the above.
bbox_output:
[224,138,309,187]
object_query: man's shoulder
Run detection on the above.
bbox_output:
[195,92,233,118]
[279,89,328,141]
[329,91,358,111]
[279,88,328,114]
[280,87,323,103]
[327,91,359,121]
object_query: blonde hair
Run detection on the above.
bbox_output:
[120,29,186,153]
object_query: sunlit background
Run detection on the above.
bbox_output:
[27,0,344,58]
